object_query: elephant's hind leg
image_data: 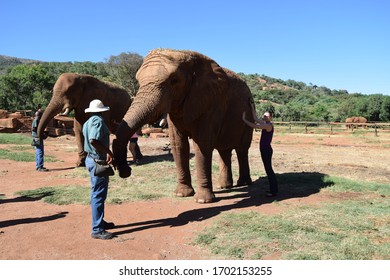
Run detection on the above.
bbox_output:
[217,149,234,189]
[236,147,252,186]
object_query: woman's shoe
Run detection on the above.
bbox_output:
[265,192,277,197]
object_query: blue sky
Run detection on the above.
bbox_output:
[1,0,389,95]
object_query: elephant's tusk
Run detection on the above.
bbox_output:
[60,108,70,116]
[159,118,167,127]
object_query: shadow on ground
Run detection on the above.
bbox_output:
[0,190,55,204]
[0,212,68,228]
[112,172,334,236]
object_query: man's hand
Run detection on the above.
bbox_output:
[106,153,113,165]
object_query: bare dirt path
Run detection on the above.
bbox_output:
[1,132,389,259]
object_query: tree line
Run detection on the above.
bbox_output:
[0,53,389,122]
[0,52,143,113]
[239,74,390,122]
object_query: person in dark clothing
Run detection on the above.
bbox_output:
[32,110,48,172]
[242,105,278,197]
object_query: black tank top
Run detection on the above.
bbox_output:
[260,126,274,149]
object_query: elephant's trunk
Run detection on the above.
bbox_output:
[113,87,166,178]
[37,101,64,138]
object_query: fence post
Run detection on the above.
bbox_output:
[305,122,308,134]
[375,123,378,137]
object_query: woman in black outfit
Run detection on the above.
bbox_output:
[242,104,278,197]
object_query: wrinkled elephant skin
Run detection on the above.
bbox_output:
[38,73,131,166]
[114,49,255,203]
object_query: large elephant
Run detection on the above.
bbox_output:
[37,73,132,166]
[113,49,254,203]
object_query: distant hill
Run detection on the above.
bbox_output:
[0,55,41,74]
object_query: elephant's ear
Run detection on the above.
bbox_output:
[183,59,228,123]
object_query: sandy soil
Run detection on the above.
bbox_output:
[1,131,389,260]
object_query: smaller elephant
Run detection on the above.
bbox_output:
[345,117,354,129]
[345,116,368,130]
[37,73,132,166]
[354,116,367,128]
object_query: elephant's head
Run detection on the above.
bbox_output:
[37,73,89,138]
[113,49,228,178]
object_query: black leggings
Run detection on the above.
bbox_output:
[260,147,278,194]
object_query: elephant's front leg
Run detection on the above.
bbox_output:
[169,124,195,197]
[193,143,215,203]
[218,149,233,189]
[73,119,86,167]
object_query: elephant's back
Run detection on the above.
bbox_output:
[216,68,253,150]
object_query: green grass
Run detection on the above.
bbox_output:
[194,176,390,260]
[15,160,180,205]
[0,133,31,145]
[0,148,57,162]
[16,186,90,205]
[322,176,390,196]
[0,133,58,162]
[6,131,389,260]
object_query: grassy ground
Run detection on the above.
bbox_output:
[194,176,389,260]
[0,133,57,162]
[2,133,389,260]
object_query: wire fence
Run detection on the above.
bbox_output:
[273,121,390,136]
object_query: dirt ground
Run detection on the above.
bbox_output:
[1,131,389,260]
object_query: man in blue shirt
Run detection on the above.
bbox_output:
[83,99,115,240]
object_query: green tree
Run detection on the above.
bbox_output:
[105,52,143,96]
[337,94,366,120]
[366,94,383,121]
[311,103,330,122]
[0,64,52,111]
[279,102,309,121]
[379,96,390,121]
[255,102,276,118]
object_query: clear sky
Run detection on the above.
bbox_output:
[1,0,389,95]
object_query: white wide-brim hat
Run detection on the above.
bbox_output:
[85,99,110,113]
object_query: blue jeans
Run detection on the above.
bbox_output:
[86,155,109,234]
[35,141,44,169]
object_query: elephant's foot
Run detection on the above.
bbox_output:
[194,188,215,203]
[174,184,195,197]
[236,176,252,187]
[218,178,234,189]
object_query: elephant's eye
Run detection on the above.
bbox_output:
[170,77,178,86]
